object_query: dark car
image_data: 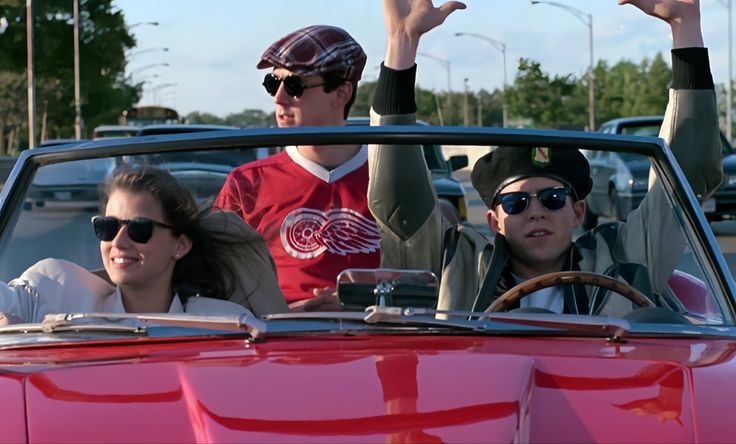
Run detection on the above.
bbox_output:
[347,117,468,220]
[137,123,238,136]
[583,115,736,228]
[136,124,271,204]
[0,126,733,441]
[24,139,116,210]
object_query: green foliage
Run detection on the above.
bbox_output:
[0,0,140,148]
[505,54,672,130]
[185,109,274,128]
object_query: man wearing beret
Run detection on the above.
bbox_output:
[368,0,722,315]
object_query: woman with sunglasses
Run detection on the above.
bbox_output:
[367,0,721,316]
[0,164,288,323]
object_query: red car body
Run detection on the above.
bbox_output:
[0,334,731,443]
[1,126,735,442]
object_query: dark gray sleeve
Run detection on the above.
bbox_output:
[367,63,446,275]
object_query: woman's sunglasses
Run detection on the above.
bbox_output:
[91,216,175,244]
[262,73,325,98]
[492,186,573,215]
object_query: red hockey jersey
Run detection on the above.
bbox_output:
[215,146,380,302]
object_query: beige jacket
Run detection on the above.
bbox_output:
[368,87,722,315]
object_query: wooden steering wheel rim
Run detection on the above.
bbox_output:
[485,271,655,313]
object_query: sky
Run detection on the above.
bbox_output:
[114,0,734,117]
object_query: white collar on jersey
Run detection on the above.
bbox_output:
[285,145,367,183]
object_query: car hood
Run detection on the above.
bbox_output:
[431,175,464,197]
[2,334,735,443]
[722,153,736,174]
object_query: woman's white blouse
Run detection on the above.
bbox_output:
[0,258,250,323]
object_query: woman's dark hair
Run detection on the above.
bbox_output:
[102,164,258,302]
[322,71,357,119]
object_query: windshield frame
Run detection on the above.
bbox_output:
[1,126,733,328]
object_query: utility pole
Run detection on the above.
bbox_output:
[73,0,83,139]
[463,78,470,126]
[26,0,36,148]
[721,0,733,143]
[532,1,595,130]
[477,96,483,127]
[419,53,452,125]
[455,32,508,127]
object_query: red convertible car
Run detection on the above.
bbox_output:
[0,126,733,442]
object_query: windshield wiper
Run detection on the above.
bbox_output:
[266,306,631,340]
[32,312,269,339]
[0,321,146,335]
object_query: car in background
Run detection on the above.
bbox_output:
[134,123,270,204]
[136,123,238,136]
[38,138,91,147]
[583,115,736,228]
[347,117,469,220]
[91,125,140,140]
[25,156,116,210]
[0,126,733,441]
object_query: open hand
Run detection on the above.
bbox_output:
[384,0,466,40]
[619,0,699,23]
[288,288,342,312]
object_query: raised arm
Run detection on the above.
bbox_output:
[619,0,703,48]
[612,0,721,296]
[383,0,465,70]
[368,0,464,275]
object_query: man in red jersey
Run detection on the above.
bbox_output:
[214,25,379,310]
[215,4,464,310]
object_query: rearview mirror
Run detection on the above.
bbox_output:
[337,269,438,311]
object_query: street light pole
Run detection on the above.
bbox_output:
[720,0,733,143]
[532,0,595,131]
[150,83,177,105]
[455,32,507,127]
[129,21,159,30]
[73,0,83,139]
[129,63,170,77]
[128,47,169,58]
[26,0,36,148]
[463,78,469,126]
[419,52,452,125]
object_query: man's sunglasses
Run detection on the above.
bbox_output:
[492,186,573,215]
[262,73,325,98]
[91,216,175,244]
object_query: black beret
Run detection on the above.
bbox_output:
[471,146,592,208]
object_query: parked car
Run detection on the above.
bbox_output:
[135,124,270,203]
[584,115,736,228]
[347,117,468,220]
[136,123,238,136]
[0,126,733,442]
[24,139,115,211]
[91,125,140,140]
[38,138,91,147]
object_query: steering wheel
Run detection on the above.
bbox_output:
[484,271,655,313]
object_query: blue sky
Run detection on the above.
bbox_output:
[114,0,734,116]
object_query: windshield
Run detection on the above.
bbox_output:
[0,131,732,346]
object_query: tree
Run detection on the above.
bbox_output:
[505,58,585,129]
[0,0,140,145]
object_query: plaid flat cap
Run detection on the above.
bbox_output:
[471,146,592,208]
[257,25,367,83]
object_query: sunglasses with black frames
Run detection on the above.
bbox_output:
[492,186,574,215]
[91,216,175,244]
[262,73,326,98]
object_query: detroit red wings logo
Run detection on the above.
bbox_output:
[280,208,380,259]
